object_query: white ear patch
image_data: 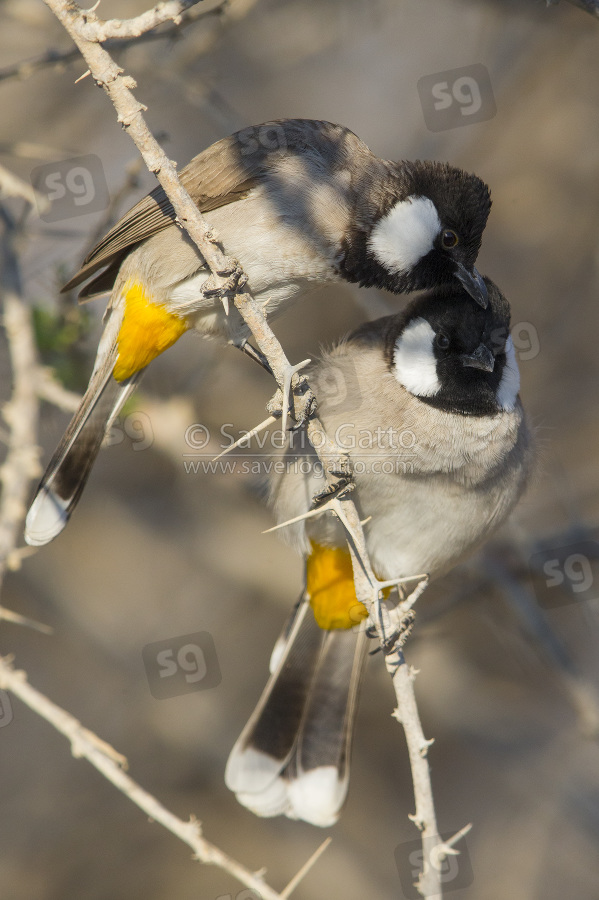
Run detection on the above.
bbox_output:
[497,336,520,411]
[368,196,441,274]
[393,317,441,397]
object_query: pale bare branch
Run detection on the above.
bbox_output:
[0,210,41,590]
[35,367,82,413]
[76,0,205,42]
[0,655,288,900]
[0,163,49,212]
[0,1,228,85]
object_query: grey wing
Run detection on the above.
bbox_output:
[63,119,369,299]
[62,137,259,297]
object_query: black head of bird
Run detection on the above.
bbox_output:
[341,158,491,307]
[382,276,517,416]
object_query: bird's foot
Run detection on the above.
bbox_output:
[367,575,429,655]
[203,257,248,313]
[266,359,316,434]
[311,461,354,509]
[381,610,416,655]
[367,611,415,657]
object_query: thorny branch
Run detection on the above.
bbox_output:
[6,0,466,896]
[75,0,205,42]
[35,369,81,414]
[0,656,297,900]
[0,0,228,84]
[0,164,49,213]
[0,209,41,590]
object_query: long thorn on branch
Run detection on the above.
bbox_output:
[213,415,277,462]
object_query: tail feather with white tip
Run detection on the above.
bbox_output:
[25,358,141,547]
[225,595,367,827]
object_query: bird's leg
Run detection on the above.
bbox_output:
[234,339,273,375]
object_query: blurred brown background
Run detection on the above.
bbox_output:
[1,0,599,898]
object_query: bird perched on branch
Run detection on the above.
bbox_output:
[25,118,491,547]
[226,277,532,827]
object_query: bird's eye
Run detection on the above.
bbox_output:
[441,229,459,250]
[435,332,450,350]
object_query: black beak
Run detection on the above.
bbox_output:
[455,263,488,309]
[461,343,495,372]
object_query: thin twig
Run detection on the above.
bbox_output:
[393,660,441,897]
[84,0,262,44]
[83,157,146,257]
[35,368,81,413]
[330,496,444,898]
[0,164,49,212]
[0,1,228,84]
[0,208,41,589]
[76,0,204,42]
[0,142,79,161]
[0,46,83,85]
[0,656,286,900]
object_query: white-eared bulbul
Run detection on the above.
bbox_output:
[226,278,532,827]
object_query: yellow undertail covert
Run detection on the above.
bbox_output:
[114,281,188,382]
[306,543,369,630]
